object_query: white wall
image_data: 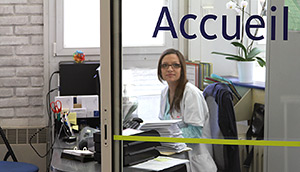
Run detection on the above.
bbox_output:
[0,0,45,127]
[189,0,238,76]
[265,0,300,171]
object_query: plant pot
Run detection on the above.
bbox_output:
[237,61,255,83]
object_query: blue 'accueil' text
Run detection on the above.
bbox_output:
[153,6,288,41]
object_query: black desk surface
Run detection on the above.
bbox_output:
[50,137,100,172]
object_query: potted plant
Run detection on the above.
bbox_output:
[212,0,266,83]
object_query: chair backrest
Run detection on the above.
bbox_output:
[205,96,226,170]
[0,126,18,162]
[203,83,241,172]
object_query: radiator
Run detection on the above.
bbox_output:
[239,144,264,172]
[237,122,264,172]
[0,127,48,172]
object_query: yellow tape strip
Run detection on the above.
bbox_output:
[114,135,300,147]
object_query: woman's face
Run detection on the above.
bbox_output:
[160,54,182,84]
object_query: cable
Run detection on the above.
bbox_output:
[28,119,69,159]
[45,122,65,172]
[28,124,63,158]
[46,87,59,120]
[47,71,60,119]
[46,71,59,172]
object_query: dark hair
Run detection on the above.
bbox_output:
[157,48,188,113]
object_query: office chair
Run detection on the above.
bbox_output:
[0,126,39,172]
[203,83,241,172]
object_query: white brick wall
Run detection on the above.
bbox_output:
[0,36,29,45]
[30,16,43,25]
[0,68,15,77]
[0,46,13,55]
[0,0,45,127]
[0,16,29,25]
[0,5,14,14]
[31,77,43,86]
[0,0,27,4]
[15,5,43,14]
[0,88,14,97]
[0,26,14,35]
[0,108,14,117]
[16,45,43,55]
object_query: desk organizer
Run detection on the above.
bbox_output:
[93,132,101,163]
[123,129,161,166]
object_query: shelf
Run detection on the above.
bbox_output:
[223,76,265,90]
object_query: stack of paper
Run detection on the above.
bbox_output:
[156,146,192,155]
[130,156,189,171]
[139,120,187,152]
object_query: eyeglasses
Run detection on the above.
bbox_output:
[161,63,181,69]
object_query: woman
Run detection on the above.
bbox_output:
[157,48,217,172]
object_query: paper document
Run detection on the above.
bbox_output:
[62,149,93,156]
[140,119,181,129]
[130,156,189,171]
[140,119,187,151]
[122,128,144,136]
[157,146,192,155]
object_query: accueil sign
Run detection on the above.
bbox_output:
[152,6,289,41]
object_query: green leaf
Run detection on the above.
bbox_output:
[211,51,244,59]
[231,42,247,58]
[248,47,263,59]
[256,57,266,67]
[225,57,245,61]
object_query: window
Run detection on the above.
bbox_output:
[55,0,177,56]
[250,0,267,46]
[122,0,165,47]
[64,0,100,48]
[250,0,267,82]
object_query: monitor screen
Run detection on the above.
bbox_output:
[59,61,100,96]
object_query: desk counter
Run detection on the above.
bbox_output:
[50,138,100,172]
[50,137,188,172]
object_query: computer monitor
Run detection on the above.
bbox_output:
[59,61,101,129]
[59,61,100,96]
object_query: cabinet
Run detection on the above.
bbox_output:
[223,76,265,121]
[234,86,265,121]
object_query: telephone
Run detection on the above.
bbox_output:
[123,117,143,129]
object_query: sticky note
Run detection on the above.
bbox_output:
[154,157,170,162]
[72,125,79,131]
[68,112,77,125]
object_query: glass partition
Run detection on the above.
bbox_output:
[108,0,300,171]
[119,0,262,172]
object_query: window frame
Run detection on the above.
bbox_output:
[55,0,179,57]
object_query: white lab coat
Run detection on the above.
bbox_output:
[159,82,217,172]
